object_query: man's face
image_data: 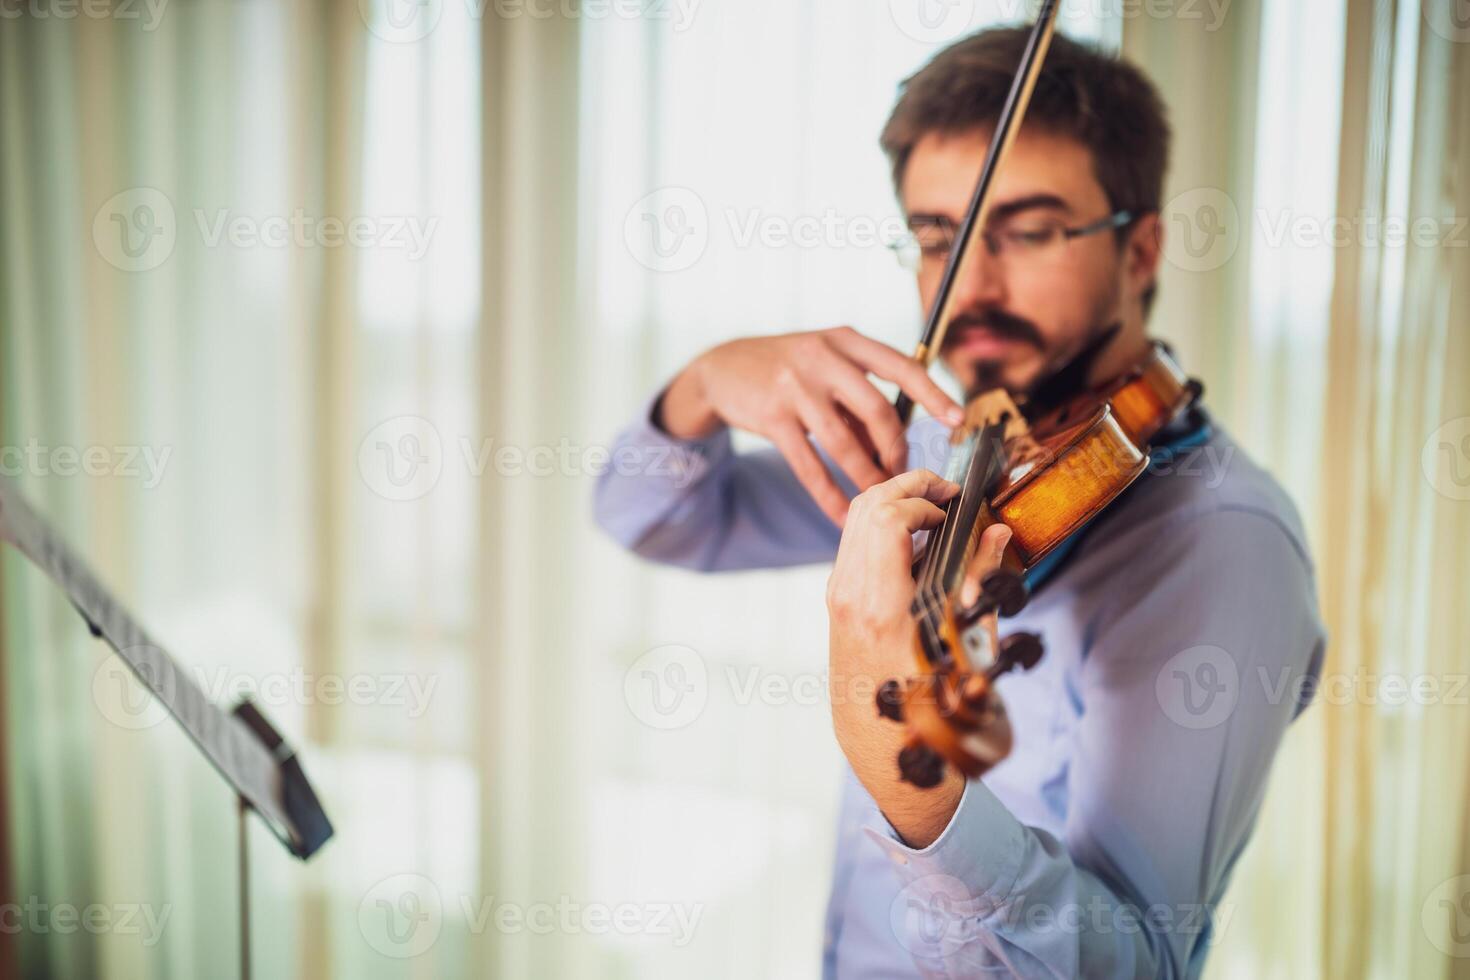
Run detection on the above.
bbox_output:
[900,126,1159,395]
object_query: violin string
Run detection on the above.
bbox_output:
[914,418,1005,666]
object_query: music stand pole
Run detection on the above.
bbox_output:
[239,794,251,980]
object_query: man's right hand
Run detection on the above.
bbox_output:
[655,326,965,526]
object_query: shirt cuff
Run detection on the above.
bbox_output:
[862,777,1028,912]
[615,387,733,493]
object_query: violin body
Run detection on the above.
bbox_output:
[880,342,1199,787]
[986,403,1145,571]
[990,341,1195,570]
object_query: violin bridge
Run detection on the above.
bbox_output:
[960,389,1030,441]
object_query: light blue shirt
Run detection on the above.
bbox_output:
[594,394,1325,979]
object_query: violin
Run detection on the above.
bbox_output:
[878,344,1199,787]
[874,0,1202,788]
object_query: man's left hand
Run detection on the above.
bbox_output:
[826,469,1012,848]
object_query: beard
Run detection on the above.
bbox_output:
[943,279,1126,404]
[941,308,1047,398]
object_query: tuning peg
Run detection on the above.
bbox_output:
[875,679,905,722]
[897,744,945,788]
[956,568,1031,629]
[980,568,1030,617]
[997,632,1044,673]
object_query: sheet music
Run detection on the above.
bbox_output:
[0,478,303,854]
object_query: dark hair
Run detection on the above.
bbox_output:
[881,27,1171,238]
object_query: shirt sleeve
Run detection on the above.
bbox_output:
[865,506,1326,979]
[591,389,847,571]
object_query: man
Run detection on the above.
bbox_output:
[595,27,1325,979]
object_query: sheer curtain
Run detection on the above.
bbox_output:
[0,4,359,977]
[0,1,482,976]
[1127,1,1470,977]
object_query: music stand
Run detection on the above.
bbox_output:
[0,479,333,980]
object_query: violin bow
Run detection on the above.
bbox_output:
[892,0,1061,426]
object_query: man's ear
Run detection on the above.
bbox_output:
[1125,211,1163,302]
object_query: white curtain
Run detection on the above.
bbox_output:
[1127,1,1470,978]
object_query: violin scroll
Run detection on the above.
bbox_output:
[877,570,1046,788]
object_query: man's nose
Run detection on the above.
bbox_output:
[947,240,1008,311]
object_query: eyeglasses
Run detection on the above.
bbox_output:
[886,209,1137,272]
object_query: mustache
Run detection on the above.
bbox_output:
[943,309,1046,352]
